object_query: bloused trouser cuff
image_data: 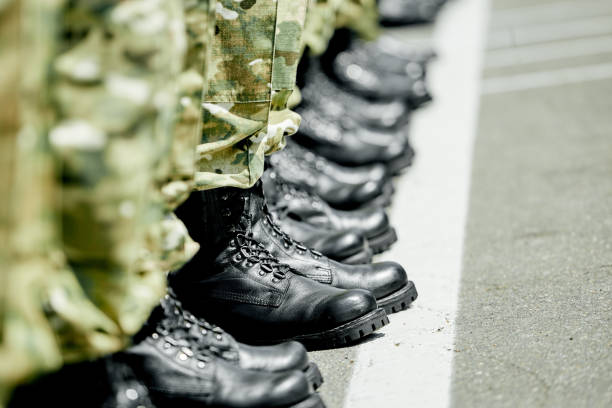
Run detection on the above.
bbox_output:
[195,0,308,191]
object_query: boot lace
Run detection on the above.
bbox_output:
[230,232,291,280]
[267,172,326,212]
[262,205,324,260]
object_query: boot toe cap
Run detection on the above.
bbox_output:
[238,341,309,373]
[316,231,366,260]
[264,370,312,407]
[321,289,378,326]
[369,262,408,299]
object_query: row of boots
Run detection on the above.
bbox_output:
[8,1,449,406]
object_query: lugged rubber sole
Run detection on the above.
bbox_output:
[388,147,415,175]
[367,227,398,254]
[289,393,327,408]
[290,308,389,351]
[377,281,418,314]
[305,362,324,390]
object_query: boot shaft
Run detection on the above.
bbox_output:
[174,182,266,261]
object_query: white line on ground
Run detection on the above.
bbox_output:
[490,0,612,29]
[488,15,612,50]
[482,62,612,94]
[342,0,489,407]
[485,35,612,69]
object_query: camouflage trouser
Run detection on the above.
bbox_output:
[195,0,308,190]
[0,0,185,404]
[303,0,380,56]
[1,0,309,404]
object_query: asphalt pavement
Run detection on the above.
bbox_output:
[309,1,612,407]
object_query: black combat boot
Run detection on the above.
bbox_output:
[172,184,388,350]
[293,103,414,174]
[326,53,432,106]
[263,170,398,255]
[268,215,374,265]
[142,289,324,389]
[300,58,411,130]
[253,205,417,314]
[191,183,416,315]
[379,0,448,26]
[9,358,155,408]
[118,298,326,408]
[9,305,326,408]
[268,144,394,209]
[338,38,436,77]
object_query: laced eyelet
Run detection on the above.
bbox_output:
[233,254,242,263]
[259,270,266,276]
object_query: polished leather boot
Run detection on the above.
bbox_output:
[268,142,395,210]
[9,359,154,408]
[144,289,324,389]
[300,59,411,130]
[210,184,417,314]
[327,51,432,105]
[119,312,325,408]
[342,38,437,76]
[293,103,415,174]
[255,206,417,314]
[263,171,398,255]
[333,43,427,84]
[172,184,389,349]
[379,0,448,26]
[271,216,374,265]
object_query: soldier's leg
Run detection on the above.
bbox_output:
[139,0,216,276]
[51,0,186,335]
[1,1,186,405]
[194,0,307,190]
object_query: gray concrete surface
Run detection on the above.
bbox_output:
[310,0,612,407]
[451,0,612,407]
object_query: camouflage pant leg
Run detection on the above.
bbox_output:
[137,0,216,276]
[52,0,186,335]
[303,0,344,55]
[336,0,380,40]
[195,0,308,190]
[1,1,186,404]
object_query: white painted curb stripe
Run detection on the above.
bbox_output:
[490,0,612,29]
[488,15,612,50]
[482,62,612,95]
[342,0,489,407]
[485,35,612,69]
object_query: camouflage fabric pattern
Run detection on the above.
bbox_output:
[52,0,186,337]
[303,0,344,55]
[336,0,380,41]
[0,1,186,404]
[303,0,379,56]
[196,0,308,190]
[137,0,216,278]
